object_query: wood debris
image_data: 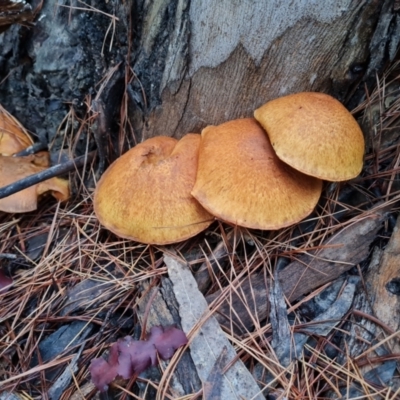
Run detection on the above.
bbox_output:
[165,254,265,400]
[366,216,400,339]
[207,209,386,332]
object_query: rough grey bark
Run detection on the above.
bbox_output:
[0,0,129,153]
[0,0,399,156]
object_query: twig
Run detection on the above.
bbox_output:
[0,151,96,199]
[14,142,48,157]
[0,253,17,260]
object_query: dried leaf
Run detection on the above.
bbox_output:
[149,325,188,359]
[90,325,188,392]
[0,155,70,213]
[0,104,33,155]
[90,344,119,393]
[0,269,12,293]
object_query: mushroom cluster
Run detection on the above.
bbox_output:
[94,92,365,245]
[94,135,214,245]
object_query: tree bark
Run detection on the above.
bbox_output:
[0,0,399,151]
[131,0,400,139]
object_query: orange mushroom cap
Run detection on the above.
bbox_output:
[0,155,70,213]
[191,118,322,230]
[254,92,365,181]
[0,105,33,156]
[94,135,214,245]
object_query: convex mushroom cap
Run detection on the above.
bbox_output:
[94,135,213,245]
[191,118,322,230]
[254,92,365,181]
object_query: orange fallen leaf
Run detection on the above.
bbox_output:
[0,155,70,213]
[0,105,33,155]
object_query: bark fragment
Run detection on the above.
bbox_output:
[207,210,386,332]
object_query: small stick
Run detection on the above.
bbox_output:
[0,151,96,199]
[14,142,48,157]
[0,253,17,260]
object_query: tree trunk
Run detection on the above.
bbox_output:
[0,0,399,153]
[135,0,400,140]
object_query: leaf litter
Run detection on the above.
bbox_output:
[165,254,265,399]
[0,267,12,293]
[0,63,400,399]
[90,325,188,392]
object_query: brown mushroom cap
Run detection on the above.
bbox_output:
[0,155,70,213]
[254,92,365,181]
[191,118,322,230]
[0,105,33,156]
[94,134,214,245]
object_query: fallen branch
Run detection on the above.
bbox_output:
[0,151,96,199]
[14,142,48,157]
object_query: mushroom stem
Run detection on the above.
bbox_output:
[0,151,95,199]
